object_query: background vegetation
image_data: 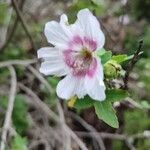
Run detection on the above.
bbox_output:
[0,0,149,149]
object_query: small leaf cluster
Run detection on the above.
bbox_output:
[72,89,128,128]
[67,49,135,128]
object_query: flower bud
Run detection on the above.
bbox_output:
[104,60,122,79]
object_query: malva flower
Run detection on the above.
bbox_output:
[37,8,106,101]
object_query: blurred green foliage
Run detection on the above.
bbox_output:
[125,110,150,135]
[0,95,29,149]
[67,0,105,23]
[0,2,10,26]
[12,95,29,134]
[0,0,149,149]
[11,135,28,150]
[129,0,150,20]
[135,59,150,93]
[125,26,150,58]
[0,95,29,134]
[124,110,150,150]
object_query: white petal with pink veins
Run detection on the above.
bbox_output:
[77,8,105,50]
[38,47,68,76]
[60,14,84,44]
[84,57,106,101]
[44,21,70,47]
[84,75,106,101]
[37,47,59,59]
[56,74,86,99]
[39,60,69,76]
[56,74,77,99]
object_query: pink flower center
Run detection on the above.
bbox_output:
[63,36,97,77]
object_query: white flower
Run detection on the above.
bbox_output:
[37,8,106,101]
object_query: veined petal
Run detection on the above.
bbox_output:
[84,57,106,101]
[44,21,70,47]
[84,76,106,101]
[95,57,104,79]
[77,8,105,49]
[39,60,68,76]
[37,47,59,59]
[76,78,86,98]
[38,47,69,76]
[56,74,76,99]
[56,74,86,100]
[60,14,84,43]
[60,14,69,26]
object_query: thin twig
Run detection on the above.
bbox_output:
[0,66,17,150]
[27,66,72,149]
[0,0,13,49]
[76,130,150,150]
[0,0,26,52]
[76,131,150,147]
[0,59,37,68]
[27,65,54,94]
[123,40,143,89]
[18,83,88,150]
[11,0,36,50]
[69,112,106,150]
[57,102,72,150]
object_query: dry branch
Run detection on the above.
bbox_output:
[0,59,37,68]
[11,0,36,50]
[69,112,106,150]
[0,66,17,150]
[123,40,143,89]
[18,83,88,150]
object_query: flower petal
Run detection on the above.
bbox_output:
[60,14,84,43]
[44,21,70,47]
[84,76,106,101]
[77,8,105,49]
[39,60,68,76]
[56,74,76,99]
[60,14,69,26]
[37,47,59,59]
[56,74,86,100]
[38,47,69,76]
[84,57,106,101]
[76,78,86,99]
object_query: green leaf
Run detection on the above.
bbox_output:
[74,96,94,110]
[111,53,142,64]
[97,49,112,64]
[105,89,129,102]
[94,101,119,128]
[111,55,128,63]
[11,135,27,150]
